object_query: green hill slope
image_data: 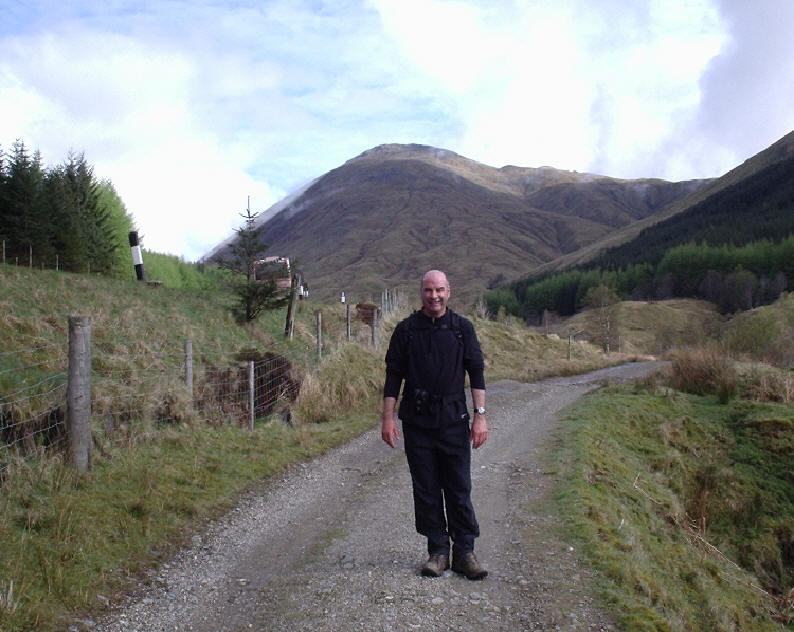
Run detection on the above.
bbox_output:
[529,128,794,276]
[588,151,794,269]
[494,130,794,319]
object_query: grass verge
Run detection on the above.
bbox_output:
[556,382,793,631]
[0,412,376,632]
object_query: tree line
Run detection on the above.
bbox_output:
[587,153,794,270]
[486,236,794,322]
[0,139,134,276]
[0,139,285,320]
[486,151,794,322]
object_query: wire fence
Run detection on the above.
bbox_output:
[0,288,404,480]
[0,327,300,478]
[0,341,69,471]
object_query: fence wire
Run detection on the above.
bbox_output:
[0,341,301,477]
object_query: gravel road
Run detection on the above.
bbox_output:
[86,361,663,632]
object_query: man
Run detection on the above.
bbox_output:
[381,269,488,580]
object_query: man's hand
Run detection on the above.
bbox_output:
[381,416,401,448]
[471,414,488,449]
[381,397,400,448]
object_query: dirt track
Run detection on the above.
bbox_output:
[88,361,663,632]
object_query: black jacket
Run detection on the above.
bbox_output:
[383,309,485,427]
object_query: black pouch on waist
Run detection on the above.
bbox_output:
[413,388,430,415]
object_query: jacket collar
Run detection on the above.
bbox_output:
[413,308,452,328]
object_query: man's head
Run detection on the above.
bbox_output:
[420,269,450,318]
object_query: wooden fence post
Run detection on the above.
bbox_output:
[67,316,92,473]
[316,311,323,360]
[185,339,193,407]
[248,360,255,431]
[346,303,351,342]
[285,272,302,339]
[371,309,379,347]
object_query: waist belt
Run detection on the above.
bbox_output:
[407,389,465,423]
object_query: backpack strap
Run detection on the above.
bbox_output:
[401,310,466,367]
[404,310,463,342]
[449,310,464,342]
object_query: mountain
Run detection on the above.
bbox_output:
[585,143,794,270]
[496,130,794,320]
[208,144,708,305]
[529,129,794,277]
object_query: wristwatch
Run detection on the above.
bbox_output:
[474,407,486,415]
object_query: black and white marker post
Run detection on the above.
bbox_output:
[128,231,146,281]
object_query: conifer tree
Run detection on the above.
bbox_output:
[214,202,288,322]
[45,164,83,269]
[96,179,135,276]
[50,152,118,273]
[2,140,47,264]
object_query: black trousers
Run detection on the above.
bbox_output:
[403,415,480,555]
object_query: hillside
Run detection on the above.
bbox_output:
[529,128,794,276]
[558,299,722,356]
[585,146,794,269]
[489,129,794,321]
[207,144,706,305]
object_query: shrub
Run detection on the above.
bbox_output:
[291,343,382,424]
[667,348,738,403]
[742,368,794,404]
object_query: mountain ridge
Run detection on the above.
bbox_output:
[528,129,794,277]
[208,143,715,304]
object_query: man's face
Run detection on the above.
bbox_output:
[421,272,450,318]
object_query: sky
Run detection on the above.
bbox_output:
[2,0,793,261]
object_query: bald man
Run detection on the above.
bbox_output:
[381,270,488,580]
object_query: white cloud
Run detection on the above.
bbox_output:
[370,0,727,179]
[1,0,792,259]
[692,0,794,167]
[0,20,283,258]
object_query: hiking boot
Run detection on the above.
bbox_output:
[421,553,449,577]
[451,551,488,580]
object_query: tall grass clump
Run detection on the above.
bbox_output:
[291,343,383,425]
[667,347,738,403]
[741,367,794,404]
[473,315,632,382]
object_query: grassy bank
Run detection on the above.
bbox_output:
[474,313,640,381]
[0,265,372,630]
[0,412,378,630]
[556,377,793,630]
